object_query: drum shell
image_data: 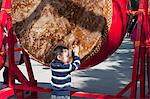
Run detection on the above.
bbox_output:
[80,0,128,69]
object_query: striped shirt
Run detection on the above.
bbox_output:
[50,56,80,96]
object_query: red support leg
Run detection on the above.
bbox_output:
[30,80,38,98]
[23,50,35,81]
[147,52,150,98]
[147,53,150,98]
[0,0,16,97]
[142,0,150,98]
[130,12,143,98]
[139,45,146,98]
[0,0,10,69]
[11,65,30,86]
[1,0,11,9]
[23,50,38,98]
[15,90,24,99]
[7,15,15,88]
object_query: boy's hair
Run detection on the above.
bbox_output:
[52,45,68,59]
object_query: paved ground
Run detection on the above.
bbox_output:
[0,38,148,98]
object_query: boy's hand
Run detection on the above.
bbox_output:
[72,45,79,56]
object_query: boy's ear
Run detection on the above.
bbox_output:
[57,55,61,60]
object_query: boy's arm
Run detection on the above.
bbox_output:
[71,55,80,70]
[70,45,80,71]
[63,55,80,71]
[67,45,80,71]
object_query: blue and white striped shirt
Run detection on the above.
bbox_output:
[50,56,80,96]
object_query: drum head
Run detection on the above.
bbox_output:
[12,0,112,65]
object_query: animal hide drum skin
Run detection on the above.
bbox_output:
[11,0,128,68]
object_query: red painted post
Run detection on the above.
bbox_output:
[23,50,38,97]
[147,53,150,98]
[15,90,24,99]
[130,12,143,98]
[23,50,35,81]
[139,0,149,98]
[0,0,15,98]
[0,17,4,50]
[1,0,11,9]
[30,80,38,98]
[142,0,150,98]
[129,0,150,98]
[7,15,15,88]
[139,1,147,97]
[0,0,9,68]
[7,15,27,98]
[139,44,146,98]
[1,0,15,89]
[146,15,150,99]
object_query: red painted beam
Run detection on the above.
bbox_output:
[116,82,132,97]
[0,87,14,99]
[71,91,126,99]
[14,85,51,93]
[14,84,127,99]
[116,75,140,97]
[10,64,30,86]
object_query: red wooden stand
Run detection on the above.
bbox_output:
[0,0,149,99]
[116,0,150,98]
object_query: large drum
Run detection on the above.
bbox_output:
[11,0,128,69]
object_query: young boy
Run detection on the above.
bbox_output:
[50,45,80,99]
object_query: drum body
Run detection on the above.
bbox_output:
[9,0,128,69]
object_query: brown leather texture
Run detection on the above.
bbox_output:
[12,0,111,65]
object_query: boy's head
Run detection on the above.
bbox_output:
[52,45,69,63]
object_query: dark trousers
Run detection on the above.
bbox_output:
[3,66,8,84]
[2,54,24,84]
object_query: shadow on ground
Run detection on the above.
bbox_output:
[0,38,148,99]
[71,38,135,96]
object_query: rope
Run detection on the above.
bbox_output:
[127,9,146,15]
[146,38,150,48]
[1,8,11,13]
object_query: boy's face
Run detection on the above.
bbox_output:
[58,49,70,63]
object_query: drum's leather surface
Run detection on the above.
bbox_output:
[12,0,112,65]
